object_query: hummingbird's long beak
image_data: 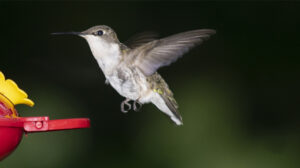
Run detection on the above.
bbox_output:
[51,32,86,36]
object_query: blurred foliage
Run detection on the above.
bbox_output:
[0,1,299,168]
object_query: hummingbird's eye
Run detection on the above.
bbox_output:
[97,30,104,36]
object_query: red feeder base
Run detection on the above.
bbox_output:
[0,117,90,161]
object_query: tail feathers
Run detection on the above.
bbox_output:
[160,95,183,125]
[151,93,183,125]
[147,72,182,125]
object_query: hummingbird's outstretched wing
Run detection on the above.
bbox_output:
[127,29,216,76]
[125,31,159,49]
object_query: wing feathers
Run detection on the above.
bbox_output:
[125,31,159,49]
[127,29,216,76]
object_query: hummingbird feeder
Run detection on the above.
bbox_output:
[0,71,90,161]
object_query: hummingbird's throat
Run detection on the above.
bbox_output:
[85,35,122,73]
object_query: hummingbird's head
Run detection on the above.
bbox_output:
[79,25,120,44]
[52,25,121,60]
[52,25,120,45]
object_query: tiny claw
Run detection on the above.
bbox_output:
[133,101,142,112]
[121,98,131,113]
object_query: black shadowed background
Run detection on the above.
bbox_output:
[0,1,299,168]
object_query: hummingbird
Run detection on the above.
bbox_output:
[52,25,215,125]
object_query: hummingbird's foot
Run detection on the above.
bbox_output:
[133,101,142,112]
[121,98,131,113]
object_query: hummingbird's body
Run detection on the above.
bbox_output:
[85,33,181,124]
[53,25,215,125]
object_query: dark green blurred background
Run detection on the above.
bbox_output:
[0,1,299,168]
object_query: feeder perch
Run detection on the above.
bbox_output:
[0,72,90,161]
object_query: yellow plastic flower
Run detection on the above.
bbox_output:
[0,71,34,107]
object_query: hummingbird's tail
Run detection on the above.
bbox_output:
[145,72,182,125]
[150,92,183,125]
